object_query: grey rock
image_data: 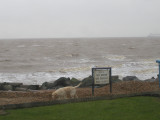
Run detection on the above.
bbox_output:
[70,78,81,86]
[8,83,23,87]
[53,77,71,87]
[123,76,140,81]
[41,77,71,89]
[15,87,27,91]
[41,82,54,90]
[112,75,121,83]
[0,83,3,90]
[27,85,40,90]
[3,85,13,91]
[81,76,93,87]
[0,82,23,91]
[144,77,156,82]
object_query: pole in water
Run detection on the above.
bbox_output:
[156,60,160,88]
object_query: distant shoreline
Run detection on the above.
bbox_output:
[0,37,149,41]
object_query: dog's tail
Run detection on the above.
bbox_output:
[74,82,82,88]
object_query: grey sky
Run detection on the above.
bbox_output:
[0,0,160,38]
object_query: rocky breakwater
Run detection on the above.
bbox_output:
[0,77,81,91]
[0,75,159,91]
[0,82,40,91]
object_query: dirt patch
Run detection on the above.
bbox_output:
[0,110,9,115]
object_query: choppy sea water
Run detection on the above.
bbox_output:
[0,38,159,85]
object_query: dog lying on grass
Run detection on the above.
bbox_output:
[52,82,82,100]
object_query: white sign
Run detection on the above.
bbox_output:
[93,69,110,84]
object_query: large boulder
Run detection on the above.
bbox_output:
[41,77,71,89]
[9,83,23,87]
[3,84,13,91]
[112,75,121,83]
[123,76,140,81]
[53,77,71,87]
[0,82,23,91]
[11,83,23,90]
[70,78,81,86]
[41,82,54,90]
[0,83,3,90]
[27,85,40,90]
[81,76,93,87]
[144,77,155,82]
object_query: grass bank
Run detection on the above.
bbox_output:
[1,96,160,120]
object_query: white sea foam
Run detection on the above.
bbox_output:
[103,55,127,61]
[0,60,158,85]
[0,52,159,85]
[112,61,158,80]
[0,71,91,85]
[78,59,96,63]
[31,45,42,47]
[0,72,58,85]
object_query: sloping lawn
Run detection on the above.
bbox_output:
[1,96,160,120]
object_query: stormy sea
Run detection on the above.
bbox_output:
[0,37,159,85]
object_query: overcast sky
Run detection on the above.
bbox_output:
[0,0,160,38]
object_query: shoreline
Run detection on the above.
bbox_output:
[0,75,158,91]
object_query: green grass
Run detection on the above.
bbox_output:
[1,96,160,120]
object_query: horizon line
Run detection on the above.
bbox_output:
[0,36,148,40]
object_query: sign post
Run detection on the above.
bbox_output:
[92,67,112,96]
[156,60,160,88]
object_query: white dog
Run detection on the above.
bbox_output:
[52,82,82,100]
